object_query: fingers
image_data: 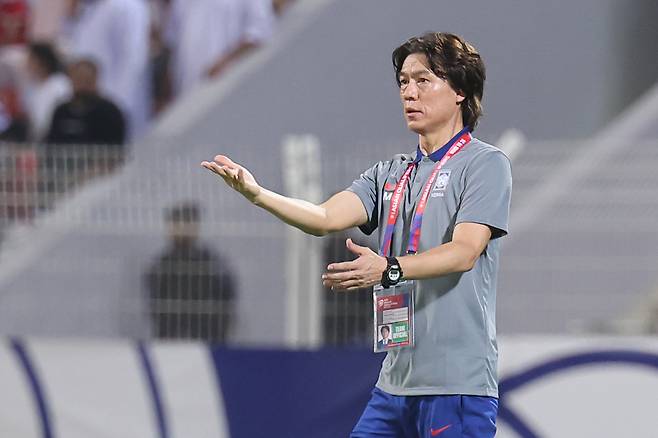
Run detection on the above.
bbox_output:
[323,274,368,290]
[322,266,358,289]
[322,267,374,290]
[202,155,241,178]
[326,260,357,272]
[202,156,256,199]
[322,269,356,282]
[201,161,238,182]
[329,280,363,291]
[224,166,239,178]
[214,155,237,168]
[201,161,224,177]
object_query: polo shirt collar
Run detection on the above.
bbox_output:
[413,125,472,163]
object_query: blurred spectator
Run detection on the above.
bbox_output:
[0,81,27,140]
[28,0,68,41]
[46,59,125,145]
[322,231,372,346]
[62,0,150,138]
[0,0,29,46]
[0,0,30,140]
[146,201,235,343]
[165,0,274,96]
[148,0,172,114]
[23,42,71,141]
[0,40,27,141]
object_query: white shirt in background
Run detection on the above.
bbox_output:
[166,0,274,96]
[24,73,71,142]
[64,0,151,139]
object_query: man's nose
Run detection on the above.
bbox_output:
[402,83,419,100]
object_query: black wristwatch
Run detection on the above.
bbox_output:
[381,256,403,288]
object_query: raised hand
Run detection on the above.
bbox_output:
[322,239,387,290]
[201,155,261,203]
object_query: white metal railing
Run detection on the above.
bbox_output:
[0,138,657,344]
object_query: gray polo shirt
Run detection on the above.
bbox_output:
[347,136,512,397]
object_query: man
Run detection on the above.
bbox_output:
[47,59,126,146]
[44,59,125,189]
[146,201,235,343]
[62,0,150,138]
[202,32,511,437]
[165,0,274,96]
[23,42,72,141]
[377,325,391,349]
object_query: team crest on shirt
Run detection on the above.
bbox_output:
[431,170,451,197]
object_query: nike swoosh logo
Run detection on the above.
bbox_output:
[431,424,452,436]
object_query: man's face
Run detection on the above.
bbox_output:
[168,220,199,245]
[381,327,390,340]
[68,62,97,94]
[398,53,464,135]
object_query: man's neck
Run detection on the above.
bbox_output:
[419,117,464,156]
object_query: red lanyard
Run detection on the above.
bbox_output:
[379,132,471,256]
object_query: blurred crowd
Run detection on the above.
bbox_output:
[0,0,290,240]
[0,0,292,145]
[0,0,296,344]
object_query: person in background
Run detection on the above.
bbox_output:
[147,0,173,115]
[0,0,29,140]
[46,58,125,146]
[0,79,27,141]
[146,201,236,344]
[62,0,150,139]
[28,0,68,41]
[23,42,71,141]
[165,0,274,96]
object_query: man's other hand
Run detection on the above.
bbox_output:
[322,239,386,291]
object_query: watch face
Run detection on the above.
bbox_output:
[388,269,400,282]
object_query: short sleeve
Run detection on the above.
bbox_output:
[456,150,512,239]
[346,162,381,235]
[243,0,274,44]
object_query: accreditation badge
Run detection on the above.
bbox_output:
[372,281,415,353]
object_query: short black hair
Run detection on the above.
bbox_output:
[165,201,200,224]
[380,325,390,335]
[392,32,486,128]
[70,58,100,77]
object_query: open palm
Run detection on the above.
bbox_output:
[201,155,261,202]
